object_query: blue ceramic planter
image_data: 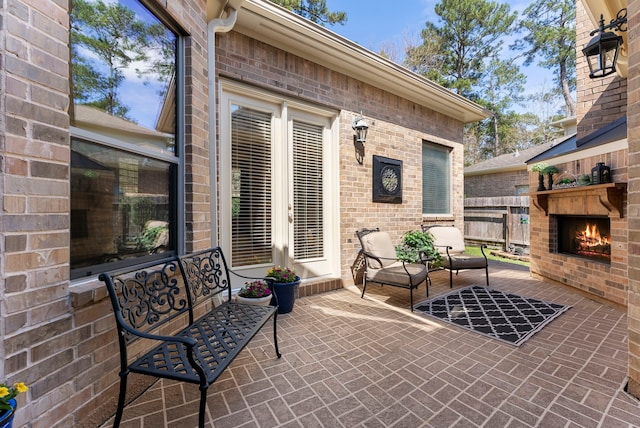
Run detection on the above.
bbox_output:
[0,398,16,428]
[273,277,300,314]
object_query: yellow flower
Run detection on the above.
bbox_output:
[0,387,8,398]
[14,383,27,393]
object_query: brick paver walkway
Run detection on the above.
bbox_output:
[101,261,640,427]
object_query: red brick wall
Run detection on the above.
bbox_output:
[528,152,628,306]
[465,170,529,198]
[576,1,627,139]
[0,2,471,426]
[0,1,211,426]
[215,32,467,282]
[625,0,640,400]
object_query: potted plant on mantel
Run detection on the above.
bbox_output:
[532,162,548,191]
[0,381,28,428]
[266,266,300,314]
[235,280,273,306]
[543,165,559,190]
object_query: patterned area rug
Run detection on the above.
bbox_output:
[414,285,571,346]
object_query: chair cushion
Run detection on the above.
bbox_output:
[428,226,466,254]
[367,261,428,287]
[360,231,398,268]
[442,254,487,269]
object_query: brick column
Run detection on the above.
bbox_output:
[0,0,72,424]
[627,0,640,399]
[576,1,627,139]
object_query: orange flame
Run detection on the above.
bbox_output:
[576,223,609,249]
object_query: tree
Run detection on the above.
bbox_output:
[270,0,346,26]
[512,0,576,117]
[404,0,518,98]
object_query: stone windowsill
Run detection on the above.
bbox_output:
[70,278,109,309]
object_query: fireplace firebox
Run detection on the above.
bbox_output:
[557,216,611,263]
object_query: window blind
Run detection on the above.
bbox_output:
[292,121,324,260]
[231,106,272,266]
[422,142,451,214]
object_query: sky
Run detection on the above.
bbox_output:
[323,0,562,109]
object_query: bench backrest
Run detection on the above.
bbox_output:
[99,247,234,347]
[178,247,233,306]
[99,257,191,345]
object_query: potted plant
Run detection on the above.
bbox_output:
[395,230,442,269]
[235,280,272,306]
[266,266,300,314]
[0,382,27,428]
[542,165,559,190]
[532,162,548,191]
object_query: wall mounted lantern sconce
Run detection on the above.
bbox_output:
[582,8,627,79]
[352,114,369,165]
[352,114,369,143]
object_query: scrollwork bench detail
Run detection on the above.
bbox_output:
[99,247,281,428]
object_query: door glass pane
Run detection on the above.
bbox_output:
[231,106,272,266]
[293,121,324,260]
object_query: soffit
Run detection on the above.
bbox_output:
[232,0,490,124]
[581,0,628,77]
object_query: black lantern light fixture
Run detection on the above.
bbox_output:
[582,8,627,79]
[352,114,369,144]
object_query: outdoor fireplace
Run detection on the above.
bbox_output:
[557,215,611,263]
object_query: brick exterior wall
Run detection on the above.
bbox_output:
[215,31,466,283]
[464,170,529,198]
[0,1,211,426]
[576,1,627,139]
[528,152,628,307]
[0,1,469,426]
[528,1,631,309]
[626,0,640,400]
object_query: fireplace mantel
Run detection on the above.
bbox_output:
[531,183,627,218]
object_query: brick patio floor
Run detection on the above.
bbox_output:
[101,261,640,427]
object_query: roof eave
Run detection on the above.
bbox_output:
[234,0,490,124]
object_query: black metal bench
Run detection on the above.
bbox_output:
[99,247,281,428]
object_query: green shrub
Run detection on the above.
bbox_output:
[396,230,442,266]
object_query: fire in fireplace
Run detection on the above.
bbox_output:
[557,216,611,263]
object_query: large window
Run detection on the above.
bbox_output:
[422,142,451,214]
[70,0,179,278]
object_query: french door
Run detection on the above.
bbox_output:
[220,83,338,282]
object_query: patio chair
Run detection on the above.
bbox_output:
[422,225,489,289]
[356,228,429,311]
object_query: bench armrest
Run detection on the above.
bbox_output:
[117,320,198,347]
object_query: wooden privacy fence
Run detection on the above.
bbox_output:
[463,196,530,252]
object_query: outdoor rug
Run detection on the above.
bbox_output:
[414,285,571,346]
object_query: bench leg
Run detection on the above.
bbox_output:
[198,386,207,428]
[361,277,367,298]
[273,313,282,358]
[113,372,128,427]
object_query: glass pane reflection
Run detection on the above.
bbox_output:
[70,0,176,155]
[71,139,173,272]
